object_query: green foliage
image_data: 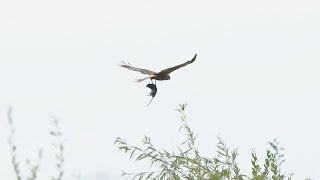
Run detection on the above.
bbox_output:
[7,107,43,180]
[6,104,308,180]
[250,138,294,180]
[7,108,65,180]
[115,103,293,180]
[50,118,65,180]
[7,107,23,180]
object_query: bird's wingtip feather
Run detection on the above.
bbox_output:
[191,54,197,62]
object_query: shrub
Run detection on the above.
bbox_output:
[115,104,292,180]
[7,108,65,180]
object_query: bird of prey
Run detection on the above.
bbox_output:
[119,54,197,84]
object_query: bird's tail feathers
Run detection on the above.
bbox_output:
[135,76,151,83]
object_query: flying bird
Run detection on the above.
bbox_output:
[119,54,197,84]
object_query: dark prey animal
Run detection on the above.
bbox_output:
[145,83,157,106]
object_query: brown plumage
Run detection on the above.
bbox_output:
[119,54,197,83]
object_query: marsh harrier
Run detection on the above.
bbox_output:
[119,54,197,84]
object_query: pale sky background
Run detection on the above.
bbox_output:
[0,0,320,179]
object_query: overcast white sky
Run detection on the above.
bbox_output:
[0,0,320,179]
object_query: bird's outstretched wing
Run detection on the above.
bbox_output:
[159,54,197,75]
[119,61,157,75]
